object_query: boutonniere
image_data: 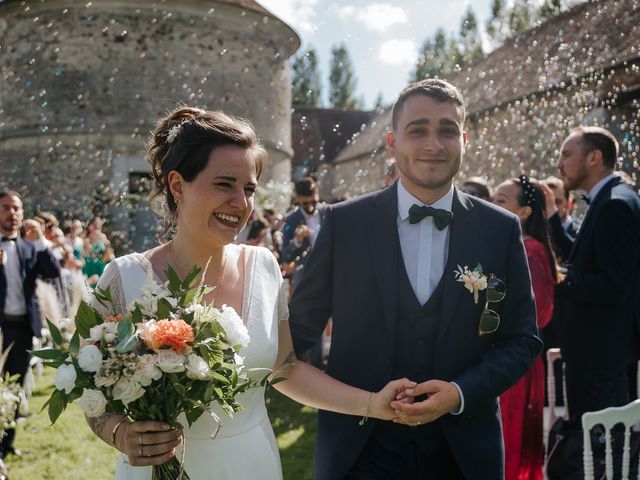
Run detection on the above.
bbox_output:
[454,263,488,304]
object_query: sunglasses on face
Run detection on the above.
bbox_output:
[478,274,506,336]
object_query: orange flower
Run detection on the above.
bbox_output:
[151,319,194,353]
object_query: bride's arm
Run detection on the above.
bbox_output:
[272,320,415,420]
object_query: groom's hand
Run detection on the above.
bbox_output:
[370,378,417,421]
[389,380,461,426]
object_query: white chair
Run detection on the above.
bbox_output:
[582,399,640,480]
[546,347,568,427]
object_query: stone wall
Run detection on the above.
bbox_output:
[0,0,299,244]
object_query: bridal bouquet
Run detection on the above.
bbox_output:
[33,265,258,480]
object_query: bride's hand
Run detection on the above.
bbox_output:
[370,378,417,421]
[116,420,183,467]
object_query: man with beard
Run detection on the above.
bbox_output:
[289,79,541,479]
[554,126,640,420]
[0,191,60,458]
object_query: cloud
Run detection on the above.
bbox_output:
[258,0,319,36]
[332,3,408,32]
[378,39,418,65]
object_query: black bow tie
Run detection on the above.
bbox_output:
[580,193,590,205]
[408,204,454,230]
[0,236,16,242]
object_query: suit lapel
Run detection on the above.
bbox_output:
[568,177,621,262]
[367,185,400,350]
[436,189,480,345]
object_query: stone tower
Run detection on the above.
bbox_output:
[0,0,299,249]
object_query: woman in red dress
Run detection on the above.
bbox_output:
[494,175,558,480]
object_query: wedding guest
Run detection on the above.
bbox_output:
[554,126,640,422]
[494,175,557,480]
[460,176,493,201]
[82,216,110,286]
[0,191,60,458]
[84,106,414,480]
[542,176,580,263]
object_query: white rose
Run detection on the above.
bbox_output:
[54,364,77,394]
[77,345,103,373]
[155,350,186,373]
[77,389,107,417]
[185,354,210,380]
[112,377,145,406]
[88,324,103,343]
[103,322,119,344]
[217,305,250,348]
[133,354,162,387]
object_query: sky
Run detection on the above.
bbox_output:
[258,0,495,109]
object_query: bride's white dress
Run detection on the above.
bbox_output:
[92,245,285,480]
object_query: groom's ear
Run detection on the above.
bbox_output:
[387,131,396,154]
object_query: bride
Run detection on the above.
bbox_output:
[86,106,415,479]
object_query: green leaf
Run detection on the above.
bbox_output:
[156,298,173,319]
[131,304,143,324]
[69,331,80,355]
[165,266,182,295]
[116,334,138,353]
[184,405,205,426]
[75,301,102,338]
[475,263,484,274]
[173,383,187,396]
[182,266,202,289]
[117,317,135,340]
[211,371,230,384]
[46,319,64,346]
[48,390,66,424]
[29,349,66,361]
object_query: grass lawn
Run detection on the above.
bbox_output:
[5,368,316,479]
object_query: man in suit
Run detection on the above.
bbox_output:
[0,191,60,458]
[554,126,640,420]
[289,79,541,479]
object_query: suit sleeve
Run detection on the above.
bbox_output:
[35,248,61,279]
[454,217,542,414]
[564,199,640,303]
[288,206,334,356]
[548,212,574,261]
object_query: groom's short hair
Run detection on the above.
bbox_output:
[392,79,465,131]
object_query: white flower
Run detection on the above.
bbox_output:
[77,344,103,372]
[133,354,162,386]
[112,377,145,405]
[217,305,250,348]
[454,265,488,304]
[166,124,183,144]
[185,354,210,380]
[188,304,215,325]
[155,350,186,373]
[94,369,119,388]
[54,364,77,394]
[77,389,107,417]
[88,322,118,344]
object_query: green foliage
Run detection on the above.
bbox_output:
[75,301,102,338]
[329,43,360,109]
[291,46,322,107]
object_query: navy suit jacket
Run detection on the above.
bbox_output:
[289,184,541,480]
[0,237,61,337]
[556,176,640,367]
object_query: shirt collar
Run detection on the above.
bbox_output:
[397,179,454,222]
[588,173,618,203]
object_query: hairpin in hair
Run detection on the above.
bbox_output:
[164,120,189,144]
[519,175,536,206]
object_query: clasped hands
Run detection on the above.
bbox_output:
[371,378,462,427]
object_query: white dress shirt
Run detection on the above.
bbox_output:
[396,181,464,414]
[397,180,453,305]
[302,209,322,247]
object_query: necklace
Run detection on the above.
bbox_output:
[169,240,228,293]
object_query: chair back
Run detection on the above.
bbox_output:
[546,348,568,426]
[581,399,640,480]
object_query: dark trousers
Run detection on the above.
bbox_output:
[345,432,464,479]
[565,363,630,420]
[0,318,32,455]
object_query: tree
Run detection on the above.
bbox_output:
[508,0,534,36]
[486,0,506,45]
[328,43,360,109]
[538,0,563,21]
[373,92,385,111]
[291,46,321,107]
[411,28,466,81]
[459,6,484,65]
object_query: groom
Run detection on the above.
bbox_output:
[289,79,542,479]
